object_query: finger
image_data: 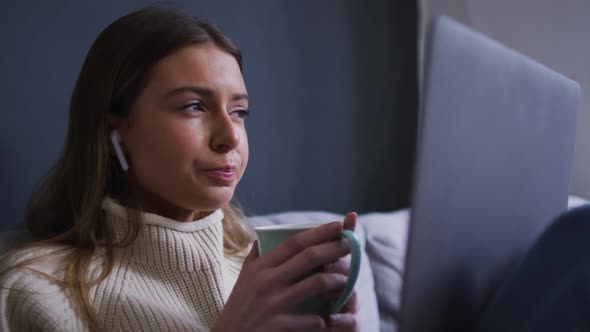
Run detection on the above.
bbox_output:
[274,239,351,284]
[325,313,358,330]
[343,212,357,232]
[320,287,359,310]
[338,290,358,314]
[260,222,343,268]
[282,273,348,309]
[321,257,351,276]
[273,314,328,332]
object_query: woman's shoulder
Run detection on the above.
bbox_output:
[0,245,86,331]
[1,244,70,278]
[226,241,252,260]
[0,245,69,296]
[223,242,252,273]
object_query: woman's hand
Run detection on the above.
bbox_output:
[211,212,360,332]
[322,213,360,332]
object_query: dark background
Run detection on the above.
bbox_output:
[0,0,418,231]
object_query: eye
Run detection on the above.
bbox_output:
[180,101,204,113]
[231,109,250,119]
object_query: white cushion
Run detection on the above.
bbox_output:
[247,211,381,332]
[567,195,589,209]
[358,210,409,332]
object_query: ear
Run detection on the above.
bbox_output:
[105,113,128,152]
[105,113,128,135]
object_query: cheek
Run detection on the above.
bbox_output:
[239,128,249,174]
[127,120,204,172]
[166,126,203,156]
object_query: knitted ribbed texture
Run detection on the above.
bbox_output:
[0,198,245,331]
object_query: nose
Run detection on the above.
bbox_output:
[210,113,240,153]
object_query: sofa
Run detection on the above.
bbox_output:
[247,195,589,332]
[1,196,587,332]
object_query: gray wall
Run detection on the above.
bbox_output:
[0,1,418,230]
[421,0,590,199]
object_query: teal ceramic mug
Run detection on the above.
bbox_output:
[254,223,361,315]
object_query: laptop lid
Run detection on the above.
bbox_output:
[399,16,580,332]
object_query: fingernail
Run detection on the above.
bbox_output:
[327,314,345,325]
[325,260,337,271]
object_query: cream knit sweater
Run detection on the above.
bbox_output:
[0,198,248,331]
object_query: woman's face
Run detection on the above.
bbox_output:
[117,43,249,221]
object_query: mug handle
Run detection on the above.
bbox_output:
[330,229,362,313]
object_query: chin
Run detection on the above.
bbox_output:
[193,187,235,210]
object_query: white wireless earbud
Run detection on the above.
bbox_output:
[110,130,129,171]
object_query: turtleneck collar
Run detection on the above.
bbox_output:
[101,197,225,271]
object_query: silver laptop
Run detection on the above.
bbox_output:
[399,16,580,332]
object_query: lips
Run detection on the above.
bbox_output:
[205,166,237,182]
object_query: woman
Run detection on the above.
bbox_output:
[0,6,359,331]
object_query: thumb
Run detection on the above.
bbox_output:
[343,212,357,231]
[244,240,260,264]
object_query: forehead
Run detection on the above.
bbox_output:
[147,42,246,94]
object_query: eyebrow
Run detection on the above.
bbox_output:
[166,86,249,102]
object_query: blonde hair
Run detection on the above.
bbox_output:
[0,6,253,331]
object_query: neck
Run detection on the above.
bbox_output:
[121,184,214,222]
